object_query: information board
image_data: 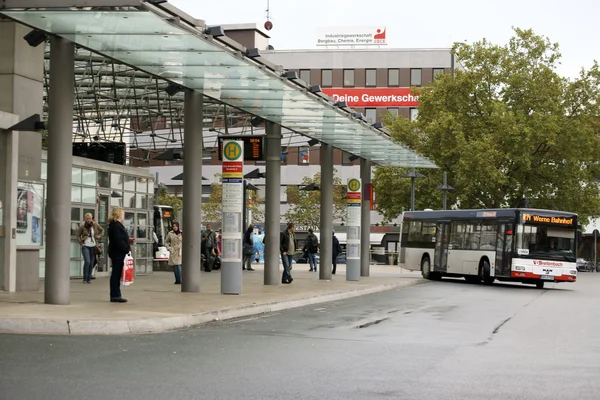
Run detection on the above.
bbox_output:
[218,136,264,161]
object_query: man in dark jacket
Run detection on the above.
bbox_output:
[280,222,297,284]
[332,229,342,275]
[304,228,319,272]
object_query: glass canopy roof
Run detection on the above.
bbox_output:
[0,3,436,168]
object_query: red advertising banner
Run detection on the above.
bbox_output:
[322,87,420,107]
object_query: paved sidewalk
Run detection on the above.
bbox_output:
[0,264,423,335]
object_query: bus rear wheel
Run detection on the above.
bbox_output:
[421,256,431,280]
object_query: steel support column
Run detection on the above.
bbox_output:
[264,122,281,285]
[44,37,74,305]
[319,143,333,280]
[360,159,371,277]
[181,90,203,293]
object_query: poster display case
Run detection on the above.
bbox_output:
[16,181,45,249]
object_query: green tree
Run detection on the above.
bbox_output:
[284,172,347,229]
[157,185,183,215]
[373,28,600,225]
[202,173,265,225]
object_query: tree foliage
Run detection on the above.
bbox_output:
[373,28,600,224]
[202,173,264,225]
[157,185,183,215]
[284,171,347,229]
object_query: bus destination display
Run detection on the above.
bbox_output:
[218,136,264,161]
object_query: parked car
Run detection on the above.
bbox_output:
[577,258,595,272]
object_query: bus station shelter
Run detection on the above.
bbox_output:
[0,0,436,304]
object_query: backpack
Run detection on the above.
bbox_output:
[308,234,318,252]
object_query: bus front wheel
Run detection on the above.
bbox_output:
[421,256,431,280]
[479,260,495,285]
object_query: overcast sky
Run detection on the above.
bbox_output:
[170,0,597,80]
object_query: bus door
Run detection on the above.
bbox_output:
[434,221,450,272]
[494,222,513,276]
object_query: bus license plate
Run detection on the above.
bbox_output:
[541,275,554,281]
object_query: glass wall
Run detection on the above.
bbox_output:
[39,157,154,279]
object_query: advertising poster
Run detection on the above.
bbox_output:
[16,181,45,248]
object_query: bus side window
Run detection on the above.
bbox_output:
[450,221,465,249]
[422,223,436,244]
[408,221,422,243]
[465,221,480,250]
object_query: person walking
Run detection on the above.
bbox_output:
[332,229,342,275]
[107,207,130,303]
[165,221,183,284]
[280,222,297,284]
[202,224,218,272]
[243,224,256,271]
[77,212,104,284]
[305,228,319,272]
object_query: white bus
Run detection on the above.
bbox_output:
[399,208,578,289]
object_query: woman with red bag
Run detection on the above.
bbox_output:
[107,207,130,303]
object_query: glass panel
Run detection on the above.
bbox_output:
[39,245,46,258]
[39,260,45,279]
[410,69,422,86]
[98,196,109,223]
[135,259,147,274]
[70,241,82,258]
[71,207,81,221]
[147,194,154,209]
[136,177,148,193]
[366,69,377,87]
[299,69,311,84]
[124,176,136,191]
[147,179,154,194]
[111,173,122,190]
[111,192,123,207]
[343,69,354,87]
[83,208,96,220]
[388,69,399,87]
[322,70,332,87]
[41,162,47,181]
[280,186,287,202]
[124,192,135,208]
[137,213,147,226]
[70,260,83,277]
[135,243,147,259]
[81,169,97,186]
[81,187,96,204]
[148,243,155,259]
[434,68,445,78]
[342,151,354,164]
[71,167,82,184]
[137,226,148,240]
[410,108,419,121]
[365,108,377,124]
[71,186,81,203]
[136,194,147,209]
[0,9,438,170]
[124,212,135,236]
[387,108,399,117]
[98,171,110,188]
[71,222,80,236]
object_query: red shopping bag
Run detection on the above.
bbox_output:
[121,252,134,286]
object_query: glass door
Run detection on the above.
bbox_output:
[435,222,450,272]
[495,223,513,277]
[96,194,110,275]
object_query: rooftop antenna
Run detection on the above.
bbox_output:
[264,0,273,31]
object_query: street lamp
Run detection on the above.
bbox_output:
[403,168,424,211]
[435,171,455,210]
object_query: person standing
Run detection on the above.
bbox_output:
[332,229,342,275]
[243,224,256,271]
[305,228,319,272]
[280,222,297,284]
[107,207,130,303]
[165,221,183,284]
[77,213,104,284]
[202,224,218,272]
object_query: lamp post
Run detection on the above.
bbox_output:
[435,171,455,210]
[403,168,424,211]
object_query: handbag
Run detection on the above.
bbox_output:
[121,252,134,286]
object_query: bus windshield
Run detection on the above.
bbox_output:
[515,224,576,262]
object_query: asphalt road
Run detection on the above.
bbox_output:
[1,275,600,400]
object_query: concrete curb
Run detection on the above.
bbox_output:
[0,279,425,335]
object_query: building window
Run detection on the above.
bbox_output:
[342,151,355,165]
[343,69,355,87]
[433,68,445,78]
[365,108,377,124]
[298,146,310,164]
[366,69,377,87]
[387,108,399,117]
[281,147,288,165]
[388,69,399,87]
[410,69,422,86]
[299,69,311,84]
[322,70,332,87]
[410,108,419,121]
